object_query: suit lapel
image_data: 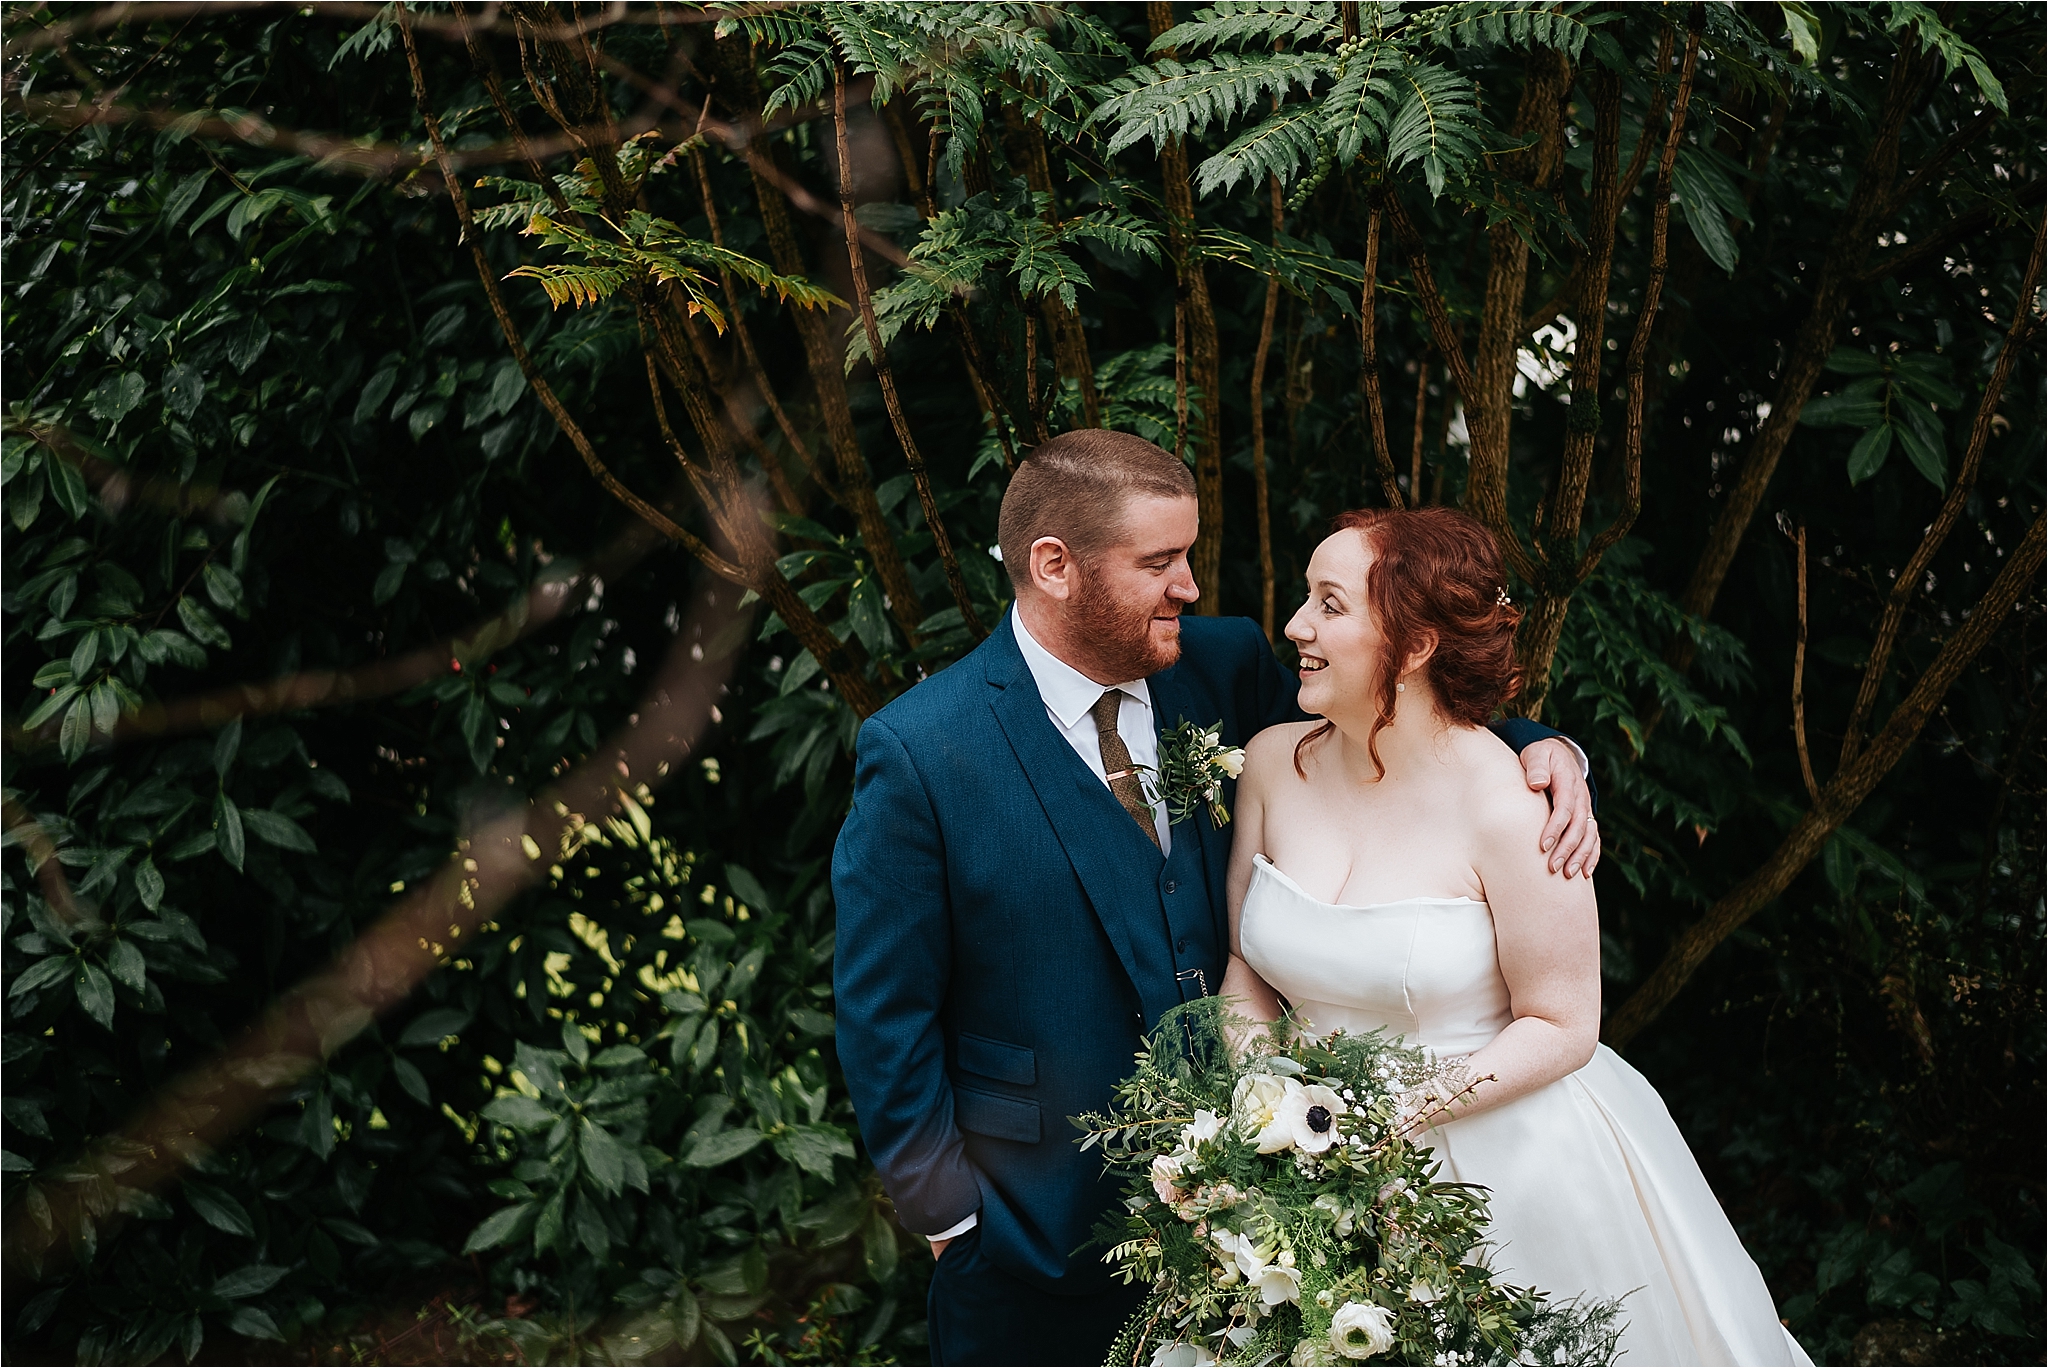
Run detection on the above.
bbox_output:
[1146,664,1230,939]
[984,624,1176,1021]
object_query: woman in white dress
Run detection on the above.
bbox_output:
[1219,507,1811,1367]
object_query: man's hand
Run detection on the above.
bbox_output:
[930,1237,953,1260]
[1518,737,1600,878]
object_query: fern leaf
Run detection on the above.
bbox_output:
[1410,1,1602,60]
[1193,103,1326,195]
[1149,2,1340,56]
[505,263,634,311]
[1094,51,1326,155]
[1057,209,1165,264]
[1381,61,1484,193]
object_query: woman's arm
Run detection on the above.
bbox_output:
[1403,781,1600,1133]
[1219,729,1291,1025]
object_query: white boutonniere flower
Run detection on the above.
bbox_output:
[1143,719,1249,827]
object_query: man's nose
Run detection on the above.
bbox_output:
[1166,564,1199,603]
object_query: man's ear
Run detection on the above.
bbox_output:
[1029,536,1075,601]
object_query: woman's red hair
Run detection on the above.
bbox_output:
[1294,506,1524,779]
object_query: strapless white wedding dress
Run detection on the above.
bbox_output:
[1240,855,1812,1366]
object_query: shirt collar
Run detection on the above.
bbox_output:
[1010,605,1153,731]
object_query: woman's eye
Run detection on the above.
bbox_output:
[1321,598,1339,614]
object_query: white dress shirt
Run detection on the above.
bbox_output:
[1011,606,1173,854]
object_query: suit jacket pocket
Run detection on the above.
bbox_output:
[956,1032,1036,1086]
[953,1085,1041,1144]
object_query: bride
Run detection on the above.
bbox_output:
[1220,507,1811,1367]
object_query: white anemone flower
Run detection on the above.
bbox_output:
[1329,1302,1397,1360]
[1150,1341,1217,1366]
[1273,1082,1348,1153]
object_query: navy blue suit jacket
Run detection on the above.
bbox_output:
[831,612,1568,1294]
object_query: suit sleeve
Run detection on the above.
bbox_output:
[831,716,982,1236]
[1486,715,1600,814]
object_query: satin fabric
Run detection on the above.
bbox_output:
[1240,855,1813,1367]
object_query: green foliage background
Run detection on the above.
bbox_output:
[2,4,2041,1365]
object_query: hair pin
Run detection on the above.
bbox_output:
[1496,587,1512,607]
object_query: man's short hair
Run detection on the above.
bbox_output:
[996,429,1195,590]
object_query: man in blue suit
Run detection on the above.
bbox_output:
[833,431,1599,1365]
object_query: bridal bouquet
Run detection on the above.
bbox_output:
[1077,1001,1621,1366]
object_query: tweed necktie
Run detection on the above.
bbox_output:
[1091,690,1160,849]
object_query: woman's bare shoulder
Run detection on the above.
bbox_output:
[1243,720,1322,770]
[1452,726,1551,841]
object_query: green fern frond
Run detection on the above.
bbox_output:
[1383,61,1484,195]
[1058,209,1165,264]
[505,263,634,311]
[761,32,838,117]
[1148,1,1341,57]
[1409,1,1603,60]
[1192,103,1326,195]
[1094,51,1327,155]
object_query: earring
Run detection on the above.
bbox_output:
[1396,682,1405,693]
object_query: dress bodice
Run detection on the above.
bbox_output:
[1239,853,1512,1056]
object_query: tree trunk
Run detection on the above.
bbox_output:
[706,35,927,646]
[831,66,987,642]
[1251,176,1283,640]
[1149,0,1224,613]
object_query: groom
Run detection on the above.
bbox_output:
[832,430,1597,1366]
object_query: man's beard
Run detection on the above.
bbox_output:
[1070,563,1181,681]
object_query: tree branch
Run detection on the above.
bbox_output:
[398,5,732,579]
[1149,0,1225,613]
[1607,509,2046,1049]
[1252,175,1283,640]
[1356,205,1406,509]
[832,63,985,641]
[1790,525,1820,806]
[1671,37,1938,667]
[1837,218,2045,768]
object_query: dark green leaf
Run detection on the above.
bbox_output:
[463,1202,537,1253]
[240,809,317,852]
[685,1128,766,1168]
[1847,424,1894,485]
[214,792,246,872]
[226,1307,282,1342]
[212,1263,289,1300]
[183,1180,254,1238]
[214,715,243,779]
[162,364,206,419]
[399,1006,472,1047]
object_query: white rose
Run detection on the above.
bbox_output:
[1151,1152,1186,1203]
[1274,1082,1348,1154]
[1329,1302,1397,1360]
[1232,1073,1294,1150]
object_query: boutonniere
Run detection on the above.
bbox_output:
[1140,720,1247,828]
